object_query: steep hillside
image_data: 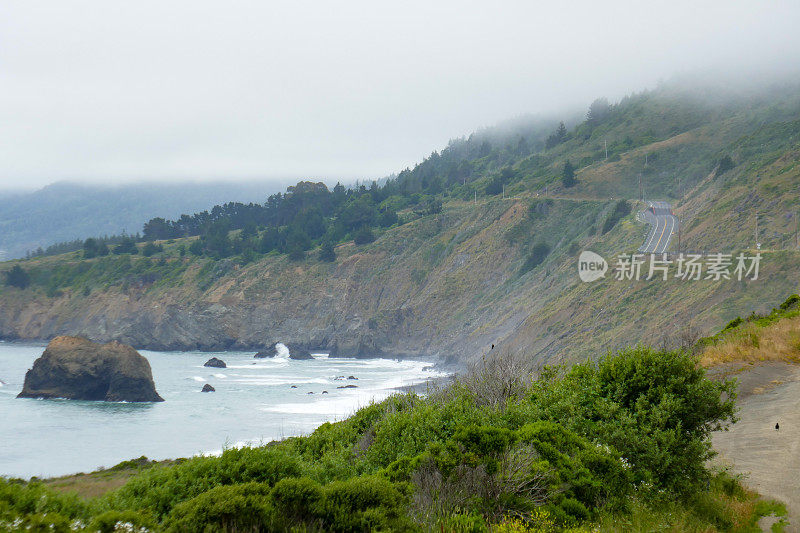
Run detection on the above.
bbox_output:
[1,79,799,365]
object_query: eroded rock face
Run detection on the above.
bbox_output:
[286,344,314,360]
[254,342,314,360]
[254,344,278,358]
[17,336,164,402]
[203,357,226,368]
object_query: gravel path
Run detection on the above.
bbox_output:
[712,362,800,530]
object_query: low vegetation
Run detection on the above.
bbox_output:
[699,294,800,367]
[0,345,785,531]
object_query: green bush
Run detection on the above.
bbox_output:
[0,479,88,529]
[316,476,410,531]
[520,243,551,273]
[529,346,737,495]
[353,227,376,245]
[269,477,324,528]
[165,482,273,532]
[601,199,631,234]
[107,446,304,519]
[89,510,156,533]
[4,265,30,289]
[319,242,337,262]
[3,345,742,530]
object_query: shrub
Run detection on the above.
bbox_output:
[317,476,409,531]
[165,482,273,532]
[717,155,735,174]
[486,176,503,196]
[142,242,163,257]
[0,479,88,528]
[353,227,376,245]
[90,510,156,533]
[288,247,306,261]
[520,243,551,274]
[319,242,336,262]
[113,238,139,255]
[4,265,30,289]
[188,240,203,256]
[108,446,304,519]
[269,477,324,529]
[530,346,737,495]
[601,200,630,234]
[562,161,576,188]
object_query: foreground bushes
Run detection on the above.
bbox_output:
[0,346,771,532]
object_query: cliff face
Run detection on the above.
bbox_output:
[0,199,550,361]
[17,336,163,402]
[1,184,799,366]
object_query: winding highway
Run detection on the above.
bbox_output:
[638,201,678,254]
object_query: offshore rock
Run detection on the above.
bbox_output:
[17,336,163,402]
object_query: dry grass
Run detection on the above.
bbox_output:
[43,470,137,499]
[700,315,800,368]
[42,459,174,499]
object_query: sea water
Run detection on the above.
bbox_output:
[0,342,446,478]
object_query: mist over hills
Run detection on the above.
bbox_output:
[0,77,799,364]
[0,181,291,259]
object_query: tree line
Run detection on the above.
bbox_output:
[24,95,626,263]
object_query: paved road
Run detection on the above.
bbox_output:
[638,201,678,254]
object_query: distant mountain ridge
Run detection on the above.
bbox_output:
[0,181,290,259]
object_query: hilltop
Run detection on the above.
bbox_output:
[0,181,286,260]
[1,78,799,364]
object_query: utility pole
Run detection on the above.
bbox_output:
[644,153,648,167]
[638,174,643,201]
[755,215,759,248]
[502,185,505,199]
[474,190,477,205]
[795,210,798,248]
[604,140,608,159]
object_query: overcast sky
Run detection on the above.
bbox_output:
[1,1,799,190]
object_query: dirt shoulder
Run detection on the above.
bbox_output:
[712,361,800,529]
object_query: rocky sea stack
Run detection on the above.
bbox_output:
[254,342,314,360]
[287,344,314,360]
[203,357,226,368]
[17,336,164,402]
[254,344,278,358]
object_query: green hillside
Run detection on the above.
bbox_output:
[1,78,799,364]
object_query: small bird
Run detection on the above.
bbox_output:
[776,422,780,431]
[491,344,495,350]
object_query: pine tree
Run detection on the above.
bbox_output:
[562,160,576,188]
[5,265,30,289]
[319,242,336,262]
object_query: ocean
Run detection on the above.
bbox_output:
[0,342,446,479]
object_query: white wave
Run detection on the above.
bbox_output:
[191,376,205,382]
[212,373,227,379]
[229,376,329,386]
[262,395,372,416]
[275,342,290,360]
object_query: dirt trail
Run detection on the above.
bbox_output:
[712,362,800,530]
